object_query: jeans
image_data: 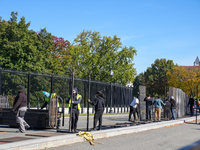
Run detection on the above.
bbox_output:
[171,109,176,119]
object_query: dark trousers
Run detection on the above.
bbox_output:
[71,109,79,130]
[129,106,139,120]
[94,109,104,129]
[190,106,194,116]
[146,107,151,120]
[164,109,171,119]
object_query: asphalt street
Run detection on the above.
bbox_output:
[47,122,200,150]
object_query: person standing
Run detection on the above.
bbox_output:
[187,95,195,117]
[153,96,165,121]
[67,88,82,132]
[170,96,178,119]
[144,94,152,120]
[88,91,105,130]
[11,86,30,133]
[164,98,171,120]
[129,96,139,121]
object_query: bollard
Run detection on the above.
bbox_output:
[118,104,119,113]
[92,106,94,113]
[81,104,83,114]
[37,103,40,110]
[106,104,108,113]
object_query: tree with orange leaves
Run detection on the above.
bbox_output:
[167,66,200,96]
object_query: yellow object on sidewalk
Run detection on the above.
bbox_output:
[78,131,104,145]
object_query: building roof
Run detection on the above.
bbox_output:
[194,56,200,64]
[183,66,199,70]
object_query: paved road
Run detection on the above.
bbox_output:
[0,114,129,139]
[47,122,200,150]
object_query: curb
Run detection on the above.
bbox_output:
[1,116,199,150]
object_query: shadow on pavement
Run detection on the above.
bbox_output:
[179,139,200,150]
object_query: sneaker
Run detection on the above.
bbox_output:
[74,129,78,133]
[71,129,74,133]
[25,125,30,129]
[134,119,138,121]
[129,119,133,121]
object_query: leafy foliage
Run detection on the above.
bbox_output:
[167,66,200,96]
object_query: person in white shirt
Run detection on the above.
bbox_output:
[129,96,140,121]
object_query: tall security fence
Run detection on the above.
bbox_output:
[169,86,189,118]
[0,66,133,110]
[139,86,189,120]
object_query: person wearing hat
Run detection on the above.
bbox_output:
[88,91,105,130]
[66,88,82,132]
[187,95,195,117]
[170,96,177,119]
[11,85,30,133]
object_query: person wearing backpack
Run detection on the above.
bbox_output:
[170,96,177,119]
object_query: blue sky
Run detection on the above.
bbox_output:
[0,0,200,75]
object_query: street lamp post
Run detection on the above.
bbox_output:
[109,69,114,113]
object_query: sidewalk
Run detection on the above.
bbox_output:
[0,116,199,150]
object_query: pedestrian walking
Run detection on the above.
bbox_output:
[153,96,165,121]
[88,91,105,130]
[144,94,152,120]
[187,95,195,117]
[11,85,30,133]
[164,98,171,120]
[129,96,139,121]
[66,88,82,132]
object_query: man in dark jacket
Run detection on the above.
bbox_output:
[66,88,82,132]
[88,91,105,130]
[188,95,195,117]
[144,94,152,120]
[11,86,30,133]
[164,98,171,120]
[170,96,177,119]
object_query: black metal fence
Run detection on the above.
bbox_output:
[0,66,133,109]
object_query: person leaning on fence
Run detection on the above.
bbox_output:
[88,91,105,131]
[11,86,30,133]
[144,94,152,120]
[66,88,82,133]
[41,92,57,110]
[187,95,195,117]
[153,96,165,121]
[129,96,139,121]
[164,98,171,120]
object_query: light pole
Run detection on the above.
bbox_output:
[109,69,114,113]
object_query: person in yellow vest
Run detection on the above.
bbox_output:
[41,92,57,110]
[66,88,82,132]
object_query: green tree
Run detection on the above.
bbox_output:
[143,59,175,96]
[69,30,137,85]
[133,73,145,96]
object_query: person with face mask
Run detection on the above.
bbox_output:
[66,88,82,132]
[88,91,105,130]
[11,85,30,133]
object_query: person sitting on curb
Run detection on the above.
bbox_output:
[88,91,105,131]
[129,96,139,121]
[153,96,165,121]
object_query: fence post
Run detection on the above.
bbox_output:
[118,104,119,113]
[51,72,53,94]
[0,63,2,95]
[27,71,30,109]
[87,72,90,131]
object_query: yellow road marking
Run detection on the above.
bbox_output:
[0,132,7,134]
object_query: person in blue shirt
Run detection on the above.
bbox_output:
[153,96,165,121]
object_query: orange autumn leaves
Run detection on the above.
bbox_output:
[167,66,200,96]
